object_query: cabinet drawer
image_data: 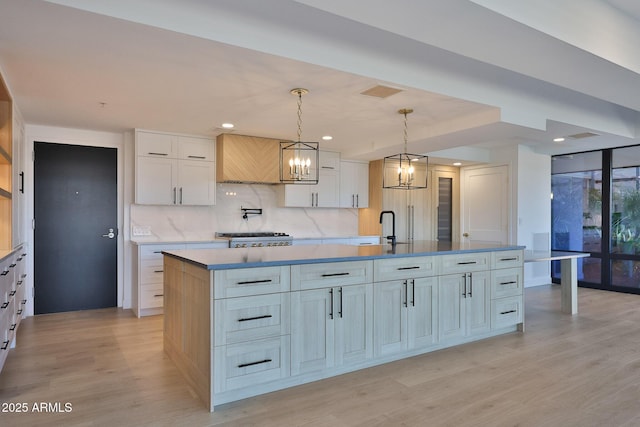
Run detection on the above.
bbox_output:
[373,256,439,282]
[291,260,373,290]
[491,296,523,329]
[492,250,524,269]
[214,266,290,298]
[491,267,523,299]
[140,284,164,309]
[214,293,290,346]
[140,261,164,284]
[136,131,176,157]
[213,336,290,394]
[441,252,490,274]
[178,136,214,161]
[139,244,185,261]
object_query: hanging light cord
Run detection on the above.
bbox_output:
[297,90,303,142]
[403,110,408,152]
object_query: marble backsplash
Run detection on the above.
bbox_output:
[130,183,359,241]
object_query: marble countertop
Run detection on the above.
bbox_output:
[131,235,379,245]
[163,241,525,270]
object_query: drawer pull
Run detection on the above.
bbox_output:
[457,261,477,265]
[153,294,164,298]
[500,257,518,261]
[238,314,272,322]
[500,309,517,315]
[21,300,27,305]
[1,340,9,350]
[17,309,22,315]
[9,264,16,268]
[1,271,8,276]
[236,279,273,285]
[321,272,350,277]
[154,270,164,273]
[147,152,168,156]
[238,359,272,368]
[153,251,162,254]
[397,266,420,271]
[1,302,8,309]
[9,323,16,331]
[500,281,517,286]
[187,155,206,159]
[9,291,16,296]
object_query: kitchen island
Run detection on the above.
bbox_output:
[163,242,525,411]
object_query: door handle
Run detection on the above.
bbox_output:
[463,232,469,237]
[102,228,116,239]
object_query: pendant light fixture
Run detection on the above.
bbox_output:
[383,108,428,190]
[280,88,319,184]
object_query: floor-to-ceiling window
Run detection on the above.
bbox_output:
[552,146,640,293]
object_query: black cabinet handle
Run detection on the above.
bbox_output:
[9,324,16,331]
[187,155,206,159]
[19,171,24,193]
[238,359,272,368]
[17,309,22,315]
[154,270,164,273]
[338,287,343,318]
[238,314,272,322]
[397,266,420,271]
[147,152,168,156]
[21,299,27,305]
[1,271,8,276]
[403,280,408,307]
[411,279,415,306]
[500,281,517,286]
[500,310,517,315]
[500,257,518,261]
[1,302,8,309]
[153,251,162,254]
[321,272,350,277]
[468,273,473,297]
[9,291,16,296]
[1,341,9,350]
[153,294,164,298]
[236,279,272,285]
[329,288,334,319]
[457,261,477,265]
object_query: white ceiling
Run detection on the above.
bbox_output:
[0,0,639,164]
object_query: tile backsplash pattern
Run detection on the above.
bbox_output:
[131,183,358,241]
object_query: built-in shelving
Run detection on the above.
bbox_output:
[0,71,13,249]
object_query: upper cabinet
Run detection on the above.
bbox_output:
[280,151,340,208]
[0,73,12,249]
[216,134,280,184]
[135,130,215,206]
[339,160,369,208]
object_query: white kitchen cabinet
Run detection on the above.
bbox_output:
[0,247,26,374]
[280,151,340,208]
[135,130,215,206]
[438,270,490,342]
[340,160,369,208]
[291,283,373,375]
[373,277,438,356]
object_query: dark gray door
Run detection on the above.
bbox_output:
[34,142,117,314]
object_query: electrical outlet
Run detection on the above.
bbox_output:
[132,226,152,236]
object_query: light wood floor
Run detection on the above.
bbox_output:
[2,285,640,426]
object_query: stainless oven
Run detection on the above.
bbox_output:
[215,232,293,248]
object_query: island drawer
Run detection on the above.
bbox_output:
[214,266,290,298]
[214,293,290,346]
[213,336,290,394]
[373,256,439,282]
[440,252,490,274]
[491,267,523,299]
[491,296,523,329]
[291,260,373,290]
[492,250,524,269]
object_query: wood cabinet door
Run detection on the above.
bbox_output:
[374,281,408,356]
[334,284,373,366]
[177,159,215,205]
[407,277,438,350]
[291,289,334,375]
[466,271,491,336]
[136,156,177,205]
[438,273,466,342]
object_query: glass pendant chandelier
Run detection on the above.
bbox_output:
[383,108,428,190]
[279,88,319,184]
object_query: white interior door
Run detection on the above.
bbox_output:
[461,165,509,244]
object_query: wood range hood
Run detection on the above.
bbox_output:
[216,133,283,184]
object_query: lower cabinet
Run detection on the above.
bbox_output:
[291,283,373,374]
[373,277,438,356]
[438,271,491,342]
[0,246,28,374]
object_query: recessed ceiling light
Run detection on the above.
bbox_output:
[221,123,234,129]
[453,162,462,166]
[322,135,333,140]
[553,137,565,142]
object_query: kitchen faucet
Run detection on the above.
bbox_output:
[379,210,397,246]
